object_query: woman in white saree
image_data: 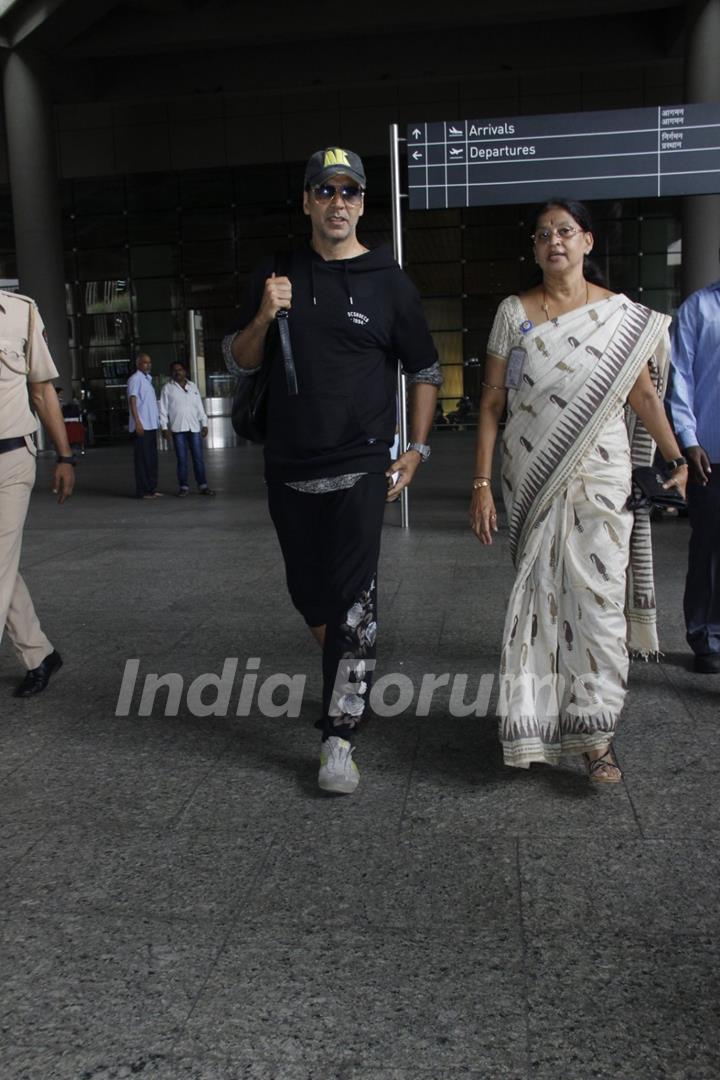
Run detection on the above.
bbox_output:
[470,200,687,782]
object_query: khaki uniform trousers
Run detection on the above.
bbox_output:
[0,445,52,670]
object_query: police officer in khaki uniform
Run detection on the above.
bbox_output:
[0,289,76,696]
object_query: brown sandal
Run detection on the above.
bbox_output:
[583,746,623,784]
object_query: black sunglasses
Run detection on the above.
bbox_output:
[309,182,365,206]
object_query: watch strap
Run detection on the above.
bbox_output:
[407,441,431,462]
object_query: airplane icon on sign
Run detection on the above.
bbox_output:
[448,126,464,136]
[449,147,464,157]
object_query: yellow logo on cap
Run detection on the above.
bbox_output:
[323,148,351,168]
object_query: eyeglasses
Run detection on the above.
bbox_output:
[310,183,365,206]
[532,225,584,244]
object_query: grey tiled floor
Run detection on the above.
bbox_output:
[1,435,718,1080]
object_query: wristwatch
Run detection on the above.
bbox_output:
[56,455,77,466]
[664,456,687,470]
[406,441,431,462]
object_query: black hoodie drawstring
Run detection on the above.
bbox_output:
[310,257,354,306]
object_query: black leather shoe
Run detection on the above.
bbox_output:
[694,653,720,674]
[13,650,64,697]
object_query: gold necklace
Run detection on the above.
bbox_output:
[542,281,589,321]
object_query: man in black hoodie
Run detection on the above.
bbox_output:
[225,147,440,794]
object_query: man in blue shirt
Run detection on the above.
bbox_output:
[127,352,161,499]
[668,280,720,674]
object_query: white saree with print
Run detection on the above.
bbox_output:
[489,294,671,768]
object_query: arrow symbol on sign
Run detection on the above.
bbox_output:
[412,150,423,160]
[412,128,421,138]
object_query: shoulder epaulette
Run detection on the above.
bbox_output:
[0,289,34,305]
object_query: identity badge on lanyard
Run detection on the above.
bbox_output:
[504,319,533,389]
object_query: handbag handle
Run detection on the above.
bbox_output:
[276,309,298,396]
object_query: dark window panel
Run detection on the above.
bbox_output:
[464,293,509,329]
[78,248,129,280]
[128,211,179,244]
[73,178,126,215]
[181,239,235,274]
[360,209,393,232]
[184,274,237,307]
[607,256,640,292]
[463,225,528,260]
[359,231,392,250]
[134,310,185,344]
[594,218,640,257]
[0,251,18,278]
[406,209,462,230]
[181,209,235,242]
[71,216,127,249]
[642,289,680,316]
[462,205,525,226]
[640,219,680,254]
[406,228,462,262]
[464,328,495,362]
[82,343,130,369]
[236,236,292,271]
[132,277,182,311]
[640,253,679,290]
[127,174,179,212]
[202,337,224,375]
[464,259,523,293]
[234,166,291,204]
[60,180,74,214]
[78,312,131,348]
[236,209,292,239]
[130,244,179,278]
[196,307,237,338]
[179,171,232,208]
[406,262,462,294]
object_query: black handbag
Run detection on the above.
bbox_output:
[230,254,297,444]
[230,329,273,443]
[626,465,686,511]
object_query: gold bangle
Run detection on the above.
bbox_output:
[482,381,505,391]
[472,478,491,490]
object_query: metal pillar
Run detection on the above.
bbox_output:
[2,50,70,388]
[389,123,410,528]
[681,0,720,297]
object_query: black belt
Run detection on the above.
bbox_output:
[0,436,26,454]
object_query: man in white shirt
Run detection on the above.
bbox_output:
[159,362,215,497]
[127,352,161,499]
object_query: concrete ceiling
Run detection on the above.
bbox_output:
[0,0,687,56]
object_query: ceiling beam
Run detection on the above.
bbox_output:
[3,0,121,50]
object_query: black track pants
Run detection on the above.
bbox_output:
[267,474,387,740]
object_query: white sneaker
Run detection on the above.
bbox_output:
[318,736,360,795]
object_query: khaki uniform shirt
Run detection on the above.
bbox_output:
[0,290,59,440]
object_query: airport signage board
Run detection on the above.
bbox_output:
[406,104,720,208]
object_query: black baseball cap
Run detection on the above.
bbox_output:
[304,147,366,189]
